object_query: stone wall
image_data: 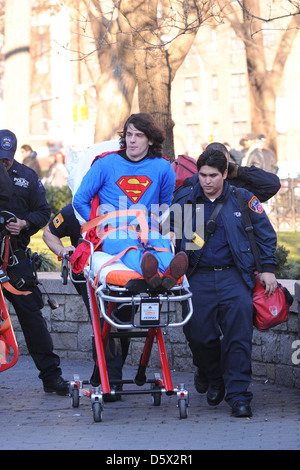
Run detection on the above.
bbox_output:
[7,273,300,389]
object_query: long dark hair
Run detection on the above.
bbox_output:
[119,113,165,158]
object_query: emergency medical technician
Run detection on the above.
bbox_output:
[177,147,277,418]
[0,129,69,395]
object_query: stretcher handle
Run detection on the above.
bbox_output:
[96,284,193,330]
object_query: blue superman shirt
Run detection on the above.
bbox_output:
[73,150,176,274]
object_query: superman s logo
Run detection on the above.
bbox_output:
[116,175,152,203]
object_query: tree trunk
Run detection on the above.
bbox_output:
[222,0,300,158]
[84,0,137,142]
[119,0,204,160]
[94,58,136,142]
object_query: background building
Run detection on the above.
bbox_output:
[172,22,300,178]
[1,2,300,178]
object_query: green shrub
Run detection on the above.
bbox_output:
[45,185,72,217]
[39,251,59,272]
[275,244,300,280]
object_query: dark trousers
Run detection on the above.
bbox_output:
[183,267,253,406]
[4,258,62,382]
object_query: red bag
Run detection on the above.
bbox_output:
[171,155,197,189]
[252,277,292,330]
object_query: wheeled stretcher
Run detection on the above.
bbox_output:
[69,239,193,422]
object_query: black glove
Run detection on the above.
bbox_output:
[227,162,239,179]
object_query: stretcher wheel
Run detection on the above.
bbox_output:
[92,402,103,422]
[62,266,68,285]
[151,383,162,406]
[151,391,162,406]
[71,388,80,408]
[178,399,188,419]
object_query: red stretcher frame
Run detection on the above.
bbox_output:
[0,285,18,373]
[69,246,193,422]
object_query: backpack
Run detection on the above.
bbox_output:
[171,155,197,189]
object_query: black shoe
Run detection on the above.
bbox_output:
[207,382,225,406]
[141,252,161,289]
[43,376,69,396]
[194,369,209,394]
[161,252,188,290]
[103,384,122,402]
[231,400,252,418]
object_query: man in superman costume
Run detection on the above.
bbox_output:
[72,113,188,290]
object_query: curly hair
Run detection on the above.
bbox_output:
[119,113,165,158]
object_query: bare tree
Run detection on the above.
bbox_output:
[78,0,137,142]
[219,0,300,157]
[118,0,212,159]
[60,1,300,158]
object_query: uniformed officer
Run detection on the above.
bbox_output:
[42,204,86,300]
[0,129,68,395]
[43,204,130,399]
[178,148,277,417]
[170,141,280,402]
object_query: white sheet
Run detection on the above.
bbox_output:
[88,251,136,285]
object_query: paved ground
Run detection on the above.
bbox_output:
[1,355,300,452]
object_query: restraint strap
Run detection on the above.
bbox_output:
[81,209,150,245]
[92,246,139,287]
[92,241,169,287]
[0,316,11,333]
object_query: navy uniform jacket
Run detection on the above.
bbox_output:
[172,164,280,206]
[48,204,81,246]
[6,160,51,249]
[175,180,277,290]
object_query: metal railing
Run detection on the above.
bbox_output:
[264,178,300,231]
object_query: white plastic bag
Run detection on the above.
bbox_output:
[67,139,120,196]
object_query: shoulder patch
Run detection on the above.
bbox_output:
[248,196,264,214]
[53,212,64,228]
